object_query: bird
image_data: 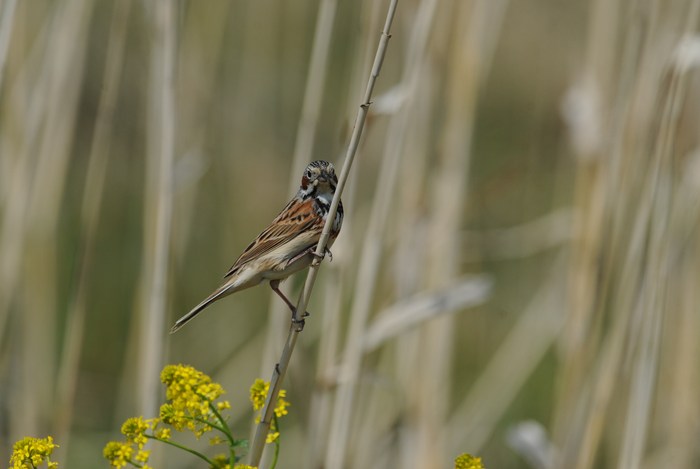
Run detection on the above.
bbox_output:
[170,160,343,333]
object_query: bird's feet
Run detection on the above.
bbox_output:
[291,308,310,320]
[291,310,309,331]
[308,246,333,264]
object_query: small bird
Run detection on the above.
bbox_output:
[170,160,343,333]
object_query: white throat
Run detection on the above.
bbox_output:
[316,191,333,205]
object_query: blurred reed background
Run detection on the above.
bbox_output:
[0,0,699,468]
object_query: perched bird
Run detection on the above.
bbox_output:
[170,160,343,333]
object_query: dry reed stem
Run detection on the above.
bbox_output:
[552,0,622,451]
[655,234,700,468]
[14,0,93,441]
[618,6,698,463]
[52,0,131,459]
[323,0,439,464]
[138,0,176,420]
[0,0,17,98]
[259,0,338,385]
[556,3,700,466]
[653,100,700,466]
[362,276,492,353]
[446,255,567,454]
[462,209,574,261]
[171,0,231,260]
[248,1,399,465]
[390,21,439,468]
[305,2,383,465]
[393,0,507,466]
[414,0,509,465]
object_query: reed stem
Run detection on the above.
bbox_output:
[247,1,399,465]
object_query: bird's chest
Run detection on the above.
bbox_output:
[313,197,343,234]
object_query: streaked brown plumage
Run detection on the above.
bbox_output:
[170,160,343,333]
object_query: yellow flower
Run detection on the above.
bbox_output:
[234,466,257,469]
[249,378,290,444]
[266,431,280,444]
[249,379,269,411]
[160,364,226,437]
[248,379,291,445]
[10,436,59,469]
[121,416,149,448]
[135,449,150,463]
[454,453,485,469]
[217,400,232,411]
[274,389,290,418]
[249,379,290,417]
[103,441,133,468]
[154,427,171,440]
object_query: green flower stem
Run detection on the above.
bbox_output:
[270,415,280,469]
[145,434,216,466]
[190,392,237,448]
[186,415,229,436]
[208,402,236,444]
[206,402,239,465]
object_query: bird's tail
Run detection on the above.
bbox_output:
[170,283,235,333]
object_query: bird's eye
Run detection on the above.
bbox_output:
[305,169,312,179]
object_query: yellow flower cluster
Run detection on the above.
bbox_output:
[104,418,155,468]
[249,379,290,417]
[102,365,280,468]
[103,442,133,468]
[249,379,269,411]
[160,364,230,437]
[249,379,290,443]
[9,436,59,469]
[121,417,149,448]
[454,453,485,469]
[105,365,237,468]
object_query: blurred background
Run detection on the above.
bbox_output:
[1,0,699,468]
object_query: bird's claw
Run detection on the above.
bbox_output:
[309,246,333,264]
[292,308,310,319]
[292,314,307,331]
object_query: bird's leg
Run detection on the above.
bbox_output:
[270,280,310,320]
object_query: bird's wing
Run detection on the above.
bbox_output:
[224,197,322,278]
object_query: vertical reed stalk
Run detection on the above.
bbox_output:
[325,0,440,465]
[305,2,382,465]
[138,0,176,420]
[53,0,131,460]
[260,0,338,380]
[552,0,621,452]
[0,0,17,101]
[14,0,93,442]
[249,1,399,465]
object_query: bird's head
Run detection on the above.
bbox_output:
[300,160,338,198]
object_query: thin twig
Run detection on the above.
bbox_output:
[247,0,400,465]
